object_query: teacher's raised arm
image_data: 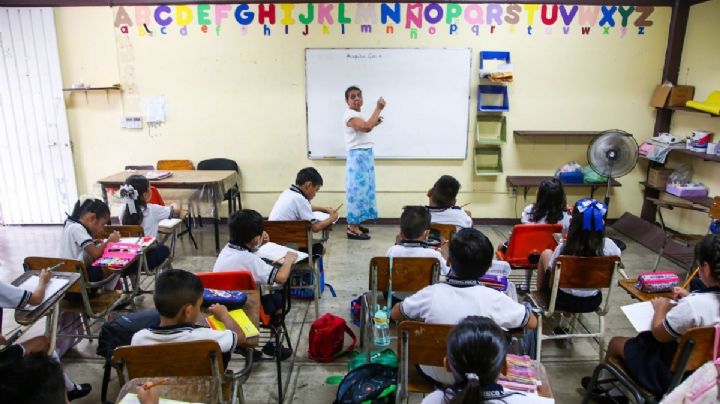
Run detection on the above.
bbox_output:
[342,86,384,240]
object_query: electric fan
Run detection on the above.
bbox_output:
[587,129,639,209]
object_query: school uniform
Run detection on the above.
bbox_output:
[422,386,549,404]
[131,323,236,368]
[269,185,324,256]
[623,287,720,398]
[58,218,103,282]
[120,204,172,270]
[386,241,449,276]
[520,204,572,233]
[400,281,531,385]
[543,238,621,313]
[427,206,473,229]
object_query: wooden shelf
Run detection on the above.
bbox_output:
[640,181,712,207]
[672,148,720,163]
[62,85,121,92]
[513,131,601,137]
[507,175,620,199]
[655,106,719,117]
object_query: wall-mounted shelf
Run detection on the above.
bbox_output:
[513,131,601,137]
[507,176,621,199]
[672,148,720,163]
[474,146,502,176]
[655,106,719,117]
[62,84,121,103]
[639,181,712,207]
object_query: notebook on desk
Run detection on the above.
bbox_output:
[312,211,339,224]
[206,309,259,337]
[256,242,308,264]
[16,276,70,311]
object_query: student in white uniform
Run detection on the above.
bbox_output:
[520,178,571,233]
[131,269,242,368]
[422,316,548,404]
[387,206,449,276]
[390,228,537,386]
[213,209,296,360]
[426,175,473,229]
[120,175,175,269]
[589,234,720,400]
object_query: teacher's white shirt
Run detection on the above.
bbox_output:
[343,108,373,151]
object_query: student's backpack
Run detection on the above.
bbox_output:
[333,363,397,404]
[96,310,160,402]
[308,313,356,363]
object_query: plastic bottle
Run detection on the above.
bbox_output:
[373,309,390,346]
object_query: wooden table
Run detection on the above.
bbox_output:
[618,278,673,302]
[506,176,621,200]
[200,289,260,349]
[116,376,219,404]
[533,360,554,399]
[98,170,239,252]
[10,271,80,354]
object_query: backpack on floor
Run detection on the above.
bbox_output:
[96,310,160,402]
[333,363,397,404]
[308,313,356,363]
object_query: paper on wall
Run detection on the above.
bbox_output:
[143,96,167,125]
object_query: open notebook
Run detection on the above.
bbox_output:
[16,276,70,311]
[313,211,339,224]
[256,242,308,264]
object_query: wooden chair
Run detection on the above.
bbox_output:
[582,326,715,404]
[496,224,562,292]
[359,257,440,351]
[23,257,126,339]
[112,339,253,404]
[263,220,321,319]
[429,223,456,243]
[395,321,453,403]
[528,255,621,361]
[97,224,144,238]
[649,196,720,271]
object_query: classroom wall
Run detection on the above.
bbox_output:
[53,3,671,220]
[651,0,720,235]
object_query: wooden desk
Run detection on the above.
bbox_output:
[10,271,80,353]
[533,360,554,399]
[200,289,260,349]
[116,376,219,404]
[618,278,673,302]
[98,170,239,252]
[506,176,621,199]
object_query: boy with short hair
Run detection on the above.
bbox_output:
[390,228,537,385]
[426,175,473,229]
[387,206,449,276]
[131,269,244,360]
[269,167,338,234]
[213,209,297,360]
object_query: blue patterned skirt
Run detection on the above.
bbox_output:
[346,148,378,224]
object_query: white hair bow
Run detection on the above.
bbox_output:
[118,184,139,214]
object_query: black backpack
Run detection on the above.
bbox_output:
[334,363,397,404]
[96,310,160,403]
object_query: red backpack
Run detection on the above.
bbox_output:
[308,313,357,363]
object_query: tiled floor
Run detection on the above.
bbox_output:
[0,223,683,403]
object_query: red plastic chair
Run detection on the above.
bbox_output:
[148,185,165,206]
[195,271,270,326]
[496,224,562,291]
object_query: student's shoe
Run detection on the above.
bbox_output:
[358,225,370,234]
[347,230,370,240]
[237,346,263,362]
[67,383,92,401]
[262,341,293,361]
[580,377,629,404]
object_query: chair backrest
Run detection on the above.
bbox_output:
[195,271,257,291]
[24,257,87,294]
[197,158,239,172]
[148,186,165,205]
[504,224,563,268]
[670,326,715,373]
[112,340,224,382]
[125,165,155,170]
[710,196,720,220]
[397,321,452,368]
[429,223,456,243]
[552,255,621,289]
[263,220,312,250]
[368,257,440,293]
[99,225,144,238]
[157,160,194,171]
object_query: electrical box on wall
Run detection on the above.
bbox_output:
[120,116,143,129]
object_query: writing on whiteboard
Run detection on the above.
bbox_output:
[346,53,383,60]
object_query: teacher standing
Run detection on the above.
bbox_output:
[343,86,386,240]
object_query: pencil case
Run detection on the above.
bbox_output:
[635,271,680,293]
[479,274,508,292]
[202,289,247,308]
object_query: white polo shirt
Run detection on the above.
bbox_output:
[663,288,720,339]
[131,324,237,353]
[422,389,547,404]
[0,281,31,309]
[520,204,572,233]
[428,207,473,229]
[548,238,621,297]
[57,219,94,266]
[268,186,315,222]
[213,243,278,286]
[400,282,531,385]
[343,108,373,151]
[386,243,450,276]
[120,203,173,238]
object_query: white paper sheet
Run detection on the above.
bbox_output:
[621,301,655,332]
[255,242,308,264]
[313,211,339,224]
[17,276,69,311]
[143,96,167,124]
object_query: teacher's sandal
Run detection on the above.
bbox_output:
[347,230,370,240]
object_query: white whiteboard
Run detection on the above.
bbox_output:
[305,48,471,159]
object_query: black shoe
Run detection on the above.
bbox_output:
[262,341,293,361]
[581,376,605,394]
[581,377,629,404]
[358,225,370,234]
[67,383,92,401]
[347,231,370,240]
[237,347,263,361]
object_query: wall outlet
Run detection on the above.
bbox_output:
[120,116,143,129]
[509,187,517,197]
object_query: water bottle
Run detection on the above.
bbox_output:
[373,308,390,346]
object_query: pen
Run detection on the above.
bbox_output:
[142,378,169,390]
[460,202,471,208]
[334,203,344,211]
[46,263,63,272]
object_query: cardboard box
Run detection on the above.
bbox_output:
[650,85,695,108]
[647,167,673,188]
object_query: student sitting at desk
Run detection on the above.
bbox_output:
[387,206,449,277]
[391,228,537,386]
[213,209,297,360]
[521,178,571,233]
[426,175,473,230]
[131,269,244,367]
[0,271,91,401]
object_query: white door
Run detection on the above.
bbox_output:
[0,7,77,224]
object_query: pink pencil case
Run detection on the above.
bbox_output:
[635,271,680,293]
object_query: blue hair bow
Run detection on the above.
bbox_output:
[576,198,608,232]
